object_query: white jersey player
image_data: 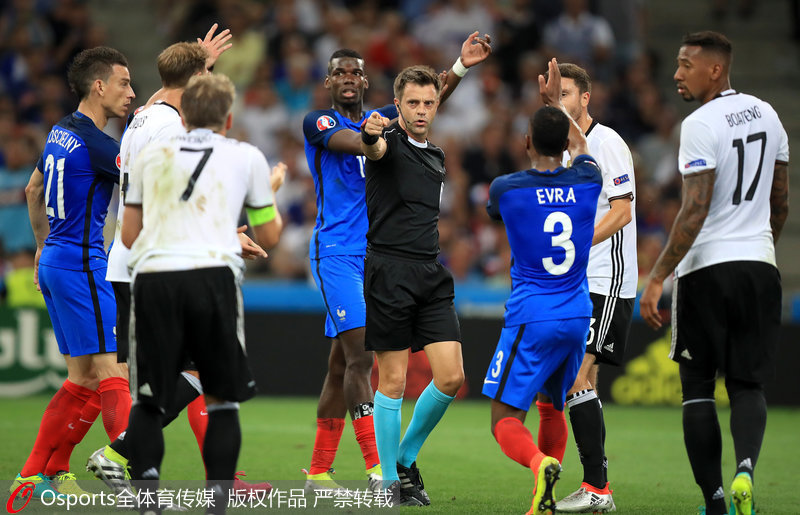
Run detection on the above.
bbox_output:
[640,31,789,515]
[540,63,637,513]
[120,73,282,507]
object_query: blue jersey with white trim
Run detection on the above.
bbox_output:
[37,112,120,271]
[303,104,397,259]
[487,155,602,326]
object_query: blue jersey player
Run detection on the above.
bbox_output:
[482,59,601,515]
[301,34,492,491]
[14,47,135,498]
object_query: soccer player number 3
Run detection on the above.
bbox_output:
[542,211,575,276]
[44,154,66,219]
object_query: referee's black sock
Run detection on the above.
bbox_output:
[727,379,766,480]
[203,401,240,510]
[109,372,201,460]
[566,389,606,489]
[683,400,726,514]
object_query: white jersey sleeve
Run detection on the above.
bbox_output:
[678,117,718,174]
[244,149,274,209]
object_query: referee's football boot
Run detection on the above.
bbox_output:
[729,472,755,515]
[396,461,430,505]
[86,445,133,495]
[526,456,561,515]
[387,480,424,507]
[555,482,616,512]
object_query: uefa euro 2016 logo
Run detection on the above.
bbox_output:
[316,115,336,131]
[7,481,35,513]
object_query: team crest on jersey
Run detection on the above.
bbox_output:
[684,159,706,169]
[336,308,346,320]
[115,154,121,169]
[317,115,337,131]
[613,174,630,185]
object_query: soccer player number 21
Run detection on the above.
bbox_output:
[44,154,66,219]
[542,211,575,276]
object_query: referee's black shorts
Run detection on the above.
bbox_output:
[130,266,256,409]
[671,260,781,384]
[364,251,461,352]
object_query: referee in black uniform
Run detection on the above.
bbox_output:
[360,65,464,506]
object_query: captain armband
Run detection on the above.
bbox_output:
[246,205,276,225]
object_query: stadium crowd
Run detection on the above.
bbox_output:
[0,0,689,300]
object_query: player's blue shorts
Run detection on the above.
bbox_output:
[482,317,590,411]
[310,255,366,338]
[39,264,117,357]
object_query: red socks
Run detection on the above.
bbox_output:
[187,395,209,452]
[21,380,93,477]
[352,415,379,470]
[45,391,102,475]
[97,377,131,441]
[536,400,568,463]
[494,416,540,468]
[309,418,345,475]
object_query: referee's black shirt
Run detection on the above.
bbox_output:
[365,122,445,261]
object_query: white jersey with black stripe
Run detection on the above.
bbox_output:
[106,102,185,283]
[565,122,638,298]
[676,90,789,277]
[126,128,274,275]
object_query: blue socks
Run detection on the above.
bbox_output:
[373,391,403,482]
[398,381,455,468]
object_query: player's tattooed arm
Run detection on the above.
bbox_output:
[650,169,715,282]
[640,169,714,329]
[770,161,789,244]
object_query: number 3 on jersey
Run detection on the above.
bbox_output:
[44,154,65,219]
[542,211,575,275]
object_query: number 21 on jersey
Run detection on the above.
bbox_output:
[44,154,65,219]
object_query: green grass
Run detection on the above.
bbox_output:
[2,396,799,513]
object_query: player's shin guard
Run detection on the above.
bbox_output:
[398,381,454,468]
[309,418,345,475]
[45,391,102,475]
[203,402,240,510]
[567,389,606,489]
[21,380,93,477]
[352,404,379,470]
[727,378,766,480]
[536,401,568,463]
[494,416,538,468]
[128,402,165,483]
[683,399,726,514]
[98,376,132,441]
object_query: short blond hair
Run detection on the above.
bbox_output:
[157,42,208,88]
[181,74,235,131]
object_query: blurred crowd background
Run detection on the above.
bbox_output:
[0,0,798,308]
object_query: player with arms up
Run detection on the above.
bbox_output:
[14,47,135,499]
[640,31,789,515]
[121,73,282,514]
[301,32,490,492]
[534,63,636,513]
[482,58,602,515]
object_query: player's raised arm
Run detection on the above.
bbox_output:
[439,31,492,105]
[360,111,389,161]
[539,58,589,158]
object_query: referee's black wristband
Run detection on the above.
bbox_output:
[361,124,379,145]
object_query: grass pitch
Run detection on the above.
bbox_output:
[2,396,798,513]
